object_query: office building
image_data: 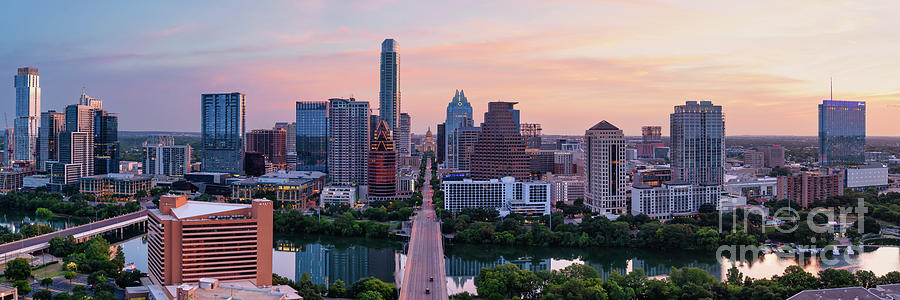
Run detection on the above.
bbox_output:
[633,168,673,187]
[143,144,191,176]
[246,129,287,170]
[631,181,721,221]
[670,101,725,185]
[521,123,542,150]
[14,67,40,163]
[445,90,474,169]
[436,123,445,164]
[0,169,37,193]
[844,165,889,191]
[295,101,328,172]
[818,100,866,166]
[758,145,786,168]
[274,122,296,158]
[637,126,662,159]
[584,120,628,215]
[545,174,585,203]
[37,110,65,171]
[201,93,246,174]
[776,172,843,209]
[743,151,765,168]
[368,120,397,199]
[471,102,529,180]
[231,171,326,210]
[320,186,358,206]
[380,39,400,132]
[79,88,103,109]
[442,176,550,215]
[148,195,273,285]
[93,110,119,175]
[327,98,369,185]
[79,173,154,200]
[396,113,411,157]
[50,131,93,187]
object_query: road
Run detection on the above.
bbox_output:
[399,158,447,300]
[0,210,148,256]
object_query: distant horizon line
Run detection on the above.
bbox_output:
[114,130,900,138]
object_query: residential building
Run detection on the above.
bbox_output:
[380,39,400,132]
[79,173,154,200]
[818,100,866,166]
[143,144,191,176]
[743,151,765,168]
[50,131,92,187]
[231,171,326,210]
[759,145,786,168]
[776,172,843,209]
[37,110,64,171]
[295,101,328,172]
[545,174,585,203]
[368,120,397,199]
[637,126,662,159]
[396,113,411,156]
[584,120,628,215]
[273,122,296,159]
[93,109,119,175]
[521,123,542,149]
[320,186,358,206]
[201,93,246,174]
[631,181,721,221]
[327,98,369,185]
[471,102,529,180]
[246,129,287,170]
[445,90,474,169]
[148,195,273,285]
[442,176,550,215]
[670,101,725,185]
[14,67,40,163]
[455,127,480,171]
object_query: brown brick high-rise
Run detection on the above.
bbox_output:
[148,195,273,286]
[471,102,529,180]
[246,129,287,170]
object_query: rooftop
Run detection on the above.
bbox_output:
[589,120,619,131]
[788,286,882,300]
[164,280,297,300]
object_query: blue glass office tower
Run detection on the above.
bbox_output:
[379,39,400,132]
[296,101,329,171]
[201,93,245,174]
[444,90,473,169]
[818,100,865,166]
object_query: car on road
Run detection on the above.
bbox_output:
[426,288,431,294]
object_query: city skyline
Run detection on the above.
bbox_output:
[3,1,900,136]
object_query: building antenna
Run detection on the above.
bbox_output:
[830,76,833,100]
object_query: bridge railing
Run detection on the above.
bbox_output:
[0,209,148,249]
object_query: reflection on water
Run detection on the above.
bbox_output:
[273,235,403,286]
[118,235,148,272]
[0,210,89,233]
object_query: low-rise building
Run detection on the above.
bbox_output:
[844,164,889,191]
[80,173,155,200]
[631,181,721,221]
[320,185,358,206]
[442,176,550,215]
[23,174,50,188]
[544,174,584,203]
[0,283,17,300]
[742,151,765,168]
[155,278,300,300]
[0,169,37,192]
[633,168,672,187]
[776,171,843,209]
[148,195,273,286]
[230,171,325,209]
[725,177,778,199]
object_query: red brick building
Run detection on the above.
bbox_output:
[776,172,843,209]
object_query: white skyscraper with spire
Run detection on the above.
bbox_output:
[14,67,41,162]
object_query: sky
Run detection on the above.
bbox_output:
[2,0,900,136]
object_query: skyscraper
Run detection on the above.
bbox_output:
[445,90,474,169]
[436,123,445,164]
[368,120,397,198]
[274,122,297,158]
[143,143,191,176]
[396,113,411,156]
[584,121,627,215]
[201,93,246,174]
[14,67,40,162]
[93,110,119,175]
[471,102,529,180]
[246,129,287,170]
[818,100,866,166]
[296,101,328,171]
[63,104,96,176]
[637,126,662,159]
[379,39,400,132]
[328,98,369,185]
[455,127,480,171]
[79,88,103,110]
[51,131,92,186]
[670,101,725,185]
[38,110,65,171]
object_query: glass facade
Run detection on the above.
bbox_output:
[670,101,725,185]
[296,101,329,171]
[380,39,400,131]
[445,90,473,169]
[93,110,119,175]
[818,100,866,166]
[201,93,245,174]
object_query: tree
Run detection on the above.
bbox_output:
[14,280,31,295]
[776,266,818,296]
[726,266,744,286]
[819,269,858,289]
[856,270,878,288]
[33,289,54,300]
[49,236,78,257]
[41,277,54,288]
[36,207,54,219]
[695,227,720,251]
[53,292,72,300]
[65,271,78,284]
[349,277,396,300]
[327,280,347,298]
[5,258,32,281]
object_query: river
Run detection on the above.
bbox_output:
[115,234,900,296]
[0,210,91,233]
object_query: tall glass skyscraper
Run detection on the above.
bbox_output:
[396,113,411,156]
[296,101,329,171]
[14,67,41,162]
[201,93,246,174]
[444,90,473,169]
[327,98,369,185]
[670,101,725,186]
[818,100,866,166]
[379,39,400,132]
[93,110,119,174]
